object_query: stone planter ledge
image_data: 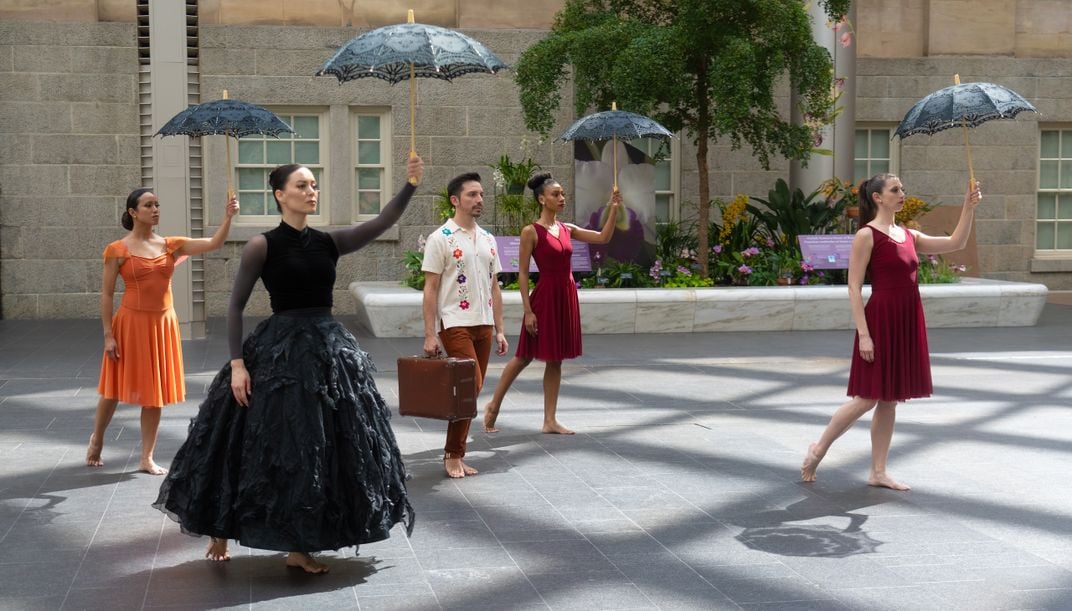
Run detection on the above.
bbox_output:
[349,278,1048,338]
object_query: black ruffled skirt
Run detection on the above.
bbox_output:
[154,311,414,552]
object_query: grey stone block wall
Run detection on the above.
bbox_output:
[3,20,1071,320]
[858,56,1072,288]
[0,21,139,319]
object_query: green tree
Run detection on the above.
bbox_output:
[515,0,850,276]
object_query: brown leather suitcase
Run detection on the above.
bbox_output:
[396,355,477,421]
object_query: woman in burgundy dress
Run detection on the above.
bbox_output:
[482,172,620,434]
[801,174,981,490]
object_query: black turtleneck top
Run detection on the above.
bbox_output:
[227,182,416,359]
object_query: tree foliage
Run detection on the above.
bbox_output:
[515,0,851,276]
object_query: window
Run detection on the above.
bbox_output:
[853,127,897,183]
[353,111,392,219]
[1038,130,1072,251]
[235,111,326,222]
[627,136,680,224]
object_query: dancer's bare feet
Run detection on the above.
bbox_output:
[139,458,168,476]
[868,472,910,491]
[286,552,329,574]
[444,457,478,478]
[444,457,465,478]
[86,435,104,467]
[206,537,230,561]
[801,443,823,482]
[542,421,575,435]
[483,402,500,433]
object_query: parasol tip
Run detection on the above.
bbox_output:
[407,9,414,23]
[954,74,960,85]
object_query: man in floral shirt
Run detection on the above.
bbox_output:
[421,172,508,478]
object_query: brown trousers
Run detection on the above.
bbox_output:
[439,324,493,458]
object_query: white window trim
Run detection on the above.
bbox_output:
[853,124,900,182]
[1036,126,1072,255]
[352,108,393,222]
[234,106,329,226]
[625,134,680,223]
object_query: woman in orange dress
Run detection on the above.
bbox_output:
[86,188,238,474]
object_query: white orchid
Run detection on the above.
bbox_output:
[574,139,658,244]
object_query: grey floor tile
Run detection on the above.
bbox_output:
[2,312,1072,609]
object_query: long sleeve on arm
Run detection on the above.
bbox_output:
[330,182,417,256]
[228,235,268,360]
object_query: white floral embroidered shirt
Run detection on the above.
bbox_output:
[421,219,502,330]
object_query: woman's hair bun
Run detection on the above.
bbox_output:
[527,171,554,193]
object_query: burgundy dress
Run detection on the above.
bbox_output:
[516,222,583,361]
[846,226,933,401]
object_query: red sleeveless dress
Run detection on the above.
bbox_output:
[846,226,932,401]
[516,222,583,362]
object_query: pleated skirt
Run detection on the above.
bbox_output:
[153,312,414,553]
[847,286,933,402]
[97,305,185,407]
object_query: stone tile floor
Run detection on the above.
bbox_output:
[1,304,1070,610]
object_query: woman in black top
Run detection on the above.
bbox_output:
[154,157,422,574]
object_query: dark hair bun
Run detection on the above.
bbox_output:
[527,171,554,193]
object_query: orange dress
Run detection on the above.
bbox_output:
[97,237,188,407]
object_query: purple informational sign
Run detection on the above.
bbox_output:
[798,234,855,269]
[495,236,592,273]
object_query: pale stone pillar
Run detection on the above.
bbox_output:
[790,2,856,195]
[148,0,198,336]
[832,3,857,187]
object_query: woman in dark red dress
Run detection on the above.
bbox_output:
[482,172,620,434]
[801,174,981,490]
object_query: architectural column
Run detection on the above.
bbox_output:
[790,2,856,195]
[148,0,198,336]
[832,3,857,187]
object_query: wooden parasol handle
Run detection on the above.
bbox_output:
[954,74,977,190]
[407,9,419,185]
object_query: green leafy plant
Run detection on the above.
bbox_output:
[917,254,966,284]
[435,188,454,222]
[655,219,698,268]
[490,154,541,235]
[581,255,652,288]
[747,179,849,251]
[490,154,541,194]
[402,249,425,290]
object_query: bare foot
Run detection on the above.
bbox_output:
[206,537,230,561]
[542,421,575,435]
[86,435,104,468]
[868,472,910,491]
[139,459,168,476]
[801,443,823,482]
[483,402,500,433]
[460,461,478,476]
[286,552,329,574]
[444,457,465,479]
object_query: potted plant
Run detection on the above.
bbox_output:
[490,154,541,235]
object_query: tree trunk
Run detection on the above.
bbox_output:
[695,67,711,278]
[696,136,710,278]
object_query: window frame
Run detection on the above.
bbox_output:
[233,106,329,226]
[351,108,393,222]
[625,134,681,224]
[852,124,900,184]
[1037,127,1072,255]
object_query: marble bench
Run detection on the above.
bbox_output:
[349,278,1049,338]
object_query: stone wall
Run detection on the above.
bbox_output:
[0,21,140,318]
[197,25,577,316]
[858,56,1072,288]
[857,0,1072,58]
